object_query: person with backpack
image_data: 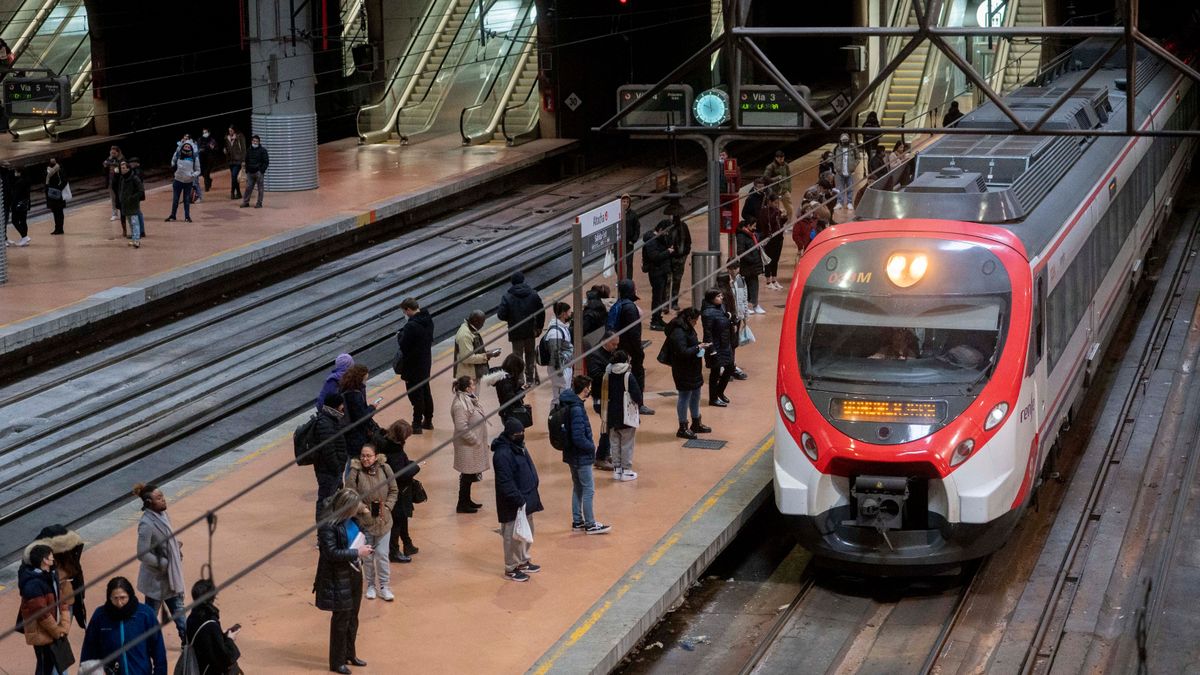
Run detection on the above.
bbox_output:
[451,376,490,514]
[492,418,543,582]
[609,279,654,415]
[313,393,349,522]
[641,220,674,331]
[397,298,435,433]
[700,289,735,407]
[664,308,711,440]
[602,350,642,481]
[185,578,241,675]
[558,376,612,535]
[496,272,546,384]
[80,577,166,675]
[540,302,573,399]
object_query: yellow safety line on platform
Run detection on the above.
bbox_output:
[532,435,774,675]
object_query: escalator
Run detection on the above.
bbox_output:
[2,0,95,140]
[872,0,949,145]
[458,0,538,146]
[991,0,1046,94]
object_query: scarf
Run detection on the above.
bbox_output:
[104,596,139,622]
[144,510,186,596]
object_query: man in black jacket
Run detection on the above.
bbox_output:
[313,393,348,522]
[741,177,766,224]
[497,272,546,384]
[641,220,674,331]
[240,134,269,209]
[611,279,655,415]
[398,297,435,433]
[586,331,619,468]
[621,193,641,280]
[667,216,692,311]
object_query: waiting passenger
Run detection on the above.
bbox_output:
[701,289,735,407]
[483,353,529,428]
[870,329,920,360]
[375,421,419,563]
[315,488,373,674]
[492,418,543,582]
[345,444,398,601]
[665,307,711,439]
[602,350,643,481]
[338,364,376,460]
[560,375,611,535]
[18,543,74,675]
[315,353,354,412]
[185,578,241,675]
[451,375,490,514]
[542,302,574,399]
[313,393,349,522]
[454,310,501,381]
[80,577,165,675]
[132,483,186,642]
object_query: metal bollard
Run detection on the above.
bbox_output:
[691,250,721,310]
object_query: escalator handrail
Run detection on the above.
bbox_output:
[458,2,534,144]
[10,0,61,62]
[499,47,540,144]
[402,0,479,111]
[355,0,458,140]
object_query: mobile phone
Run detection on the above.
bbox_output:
[228,623,242,633]
[372,396,383,406]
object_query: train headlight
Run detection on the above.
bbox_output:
[886,252,929,288]
[800,432,819,461]
[984,402,1009,430]
[779,394,796,422]
[949,438,976,467]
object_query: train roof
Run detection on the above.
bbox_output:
[855,38,1177,260]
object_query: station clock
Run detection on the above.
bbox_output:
[693,88,730,127]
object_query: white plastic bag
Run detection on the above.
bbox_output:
[621,372,640,428]
[61,183,73,202]
[739,324,756,346]
[513,505,534,543]
[603,248,616,278]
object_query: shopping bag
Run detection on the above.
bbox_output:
[603,248,616,278]
[513,506,534,544]
[61,183,73,202]
[739,324,756,346]
[621,373,640,428]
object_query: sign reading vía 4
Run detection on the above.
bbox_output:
[2,74,72,120]
[575,198,622,256]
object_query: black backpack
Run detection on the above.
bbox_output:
[293,414,318,466]
[537,324,568,367]
[547,403,572,451]
[656,328,674,365]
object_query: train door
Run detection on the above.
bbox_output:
[1028,275,1050,469]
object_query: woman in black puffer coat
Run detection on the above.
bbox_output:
[700,289,734,407]
[375,421,419,563]
[315,489,371,674]
[665,307,711,440]
[736,220,766,312]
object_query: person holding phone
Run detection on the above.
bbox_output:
[345,445,398,601]
[665,307,712,439]
[186,578,242,675]
[316,489,373,674]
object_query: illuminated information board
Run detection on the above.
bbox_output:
[3,75,72,120]
[831,399,945,424]
[616,84,693,128]
[738,85,808,128]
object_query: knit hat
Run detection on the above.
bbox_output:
[503,417,525,438]
[334,354,353,370]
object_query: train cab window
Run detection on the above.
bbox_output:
[800,293,1007,389]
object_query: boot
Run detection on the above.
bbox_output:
[403,540,419,556]
[676,422,697,440]
[691,417,712,434]
[456,474,478,513]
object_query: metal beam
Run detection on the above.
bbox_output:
[594,35,723,132]
[730,26,1125,37]
[827,30,927,129]
[1134,32,1200,88]
[927,32,1030,132]
[618,125,1200,138]
[738,37,830,130]
[1027,39,1123,132]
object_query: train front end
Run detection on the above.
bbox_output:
[774,223,1033,572]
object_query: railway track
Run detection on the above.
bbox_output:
[0,157,706,562]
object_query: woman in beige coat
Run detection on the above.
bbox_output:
[345,445,398,601]
[451,375,490,514]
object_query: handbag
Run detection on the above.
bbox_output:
[410,478,428,504]
[621,373,640,428]
[49,635,76,671]
[739,323,756,346]
[61,183,73,202]
[46,187,62,201]
[510,403,534,429]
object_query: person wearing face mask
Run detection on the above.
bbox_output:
[132,483,186,642]
[241,135,269,208]
[80,577,167,675]
[167,143,199,222]
[225,126,247,200]
[735,220,766,313]
[198,128,221,193]
[832,133,859,211]
[492,418,543,582]
[119,160,146,247]
[18,543,74,675]
[44,158,68,235]
[542,301,574,399]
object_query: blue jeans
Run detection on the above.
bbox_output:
[569,463,595,526]
[145,593,186,641]
[169,180,193,219]
[129,211,144,241]
[676,387,701,423]
[835,173,852,207]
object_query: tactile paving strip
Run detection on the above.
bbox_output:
[682,439,727,450]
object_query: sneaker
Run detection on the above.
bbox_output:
[365,586,377,600]
[16,236,30,247]
[613,469,623,481]
[572,521,586,531]
[110,214,117,221]
[754,306,766,314]
[4,239,10,246]
[718,395,730,404]
[185,217,193,223]
[709,399,728,407]
[519,562,541,574]
[421,421,434,430]
[585,522,612,535]
[379,587,395,602]
[620,470,638,481]
[505,570,530,582]
[732,368,749,381]
[639,405,656,415]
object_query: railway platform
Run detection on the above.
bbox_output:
[0,198,794,673]
[0,134,577,358]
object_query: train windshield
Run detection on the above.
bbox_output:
[800,292,1007,389]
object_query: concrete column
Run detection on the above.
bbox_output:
[248,0,319,191]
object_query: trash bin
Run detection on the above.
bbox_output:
[691,250,722,310]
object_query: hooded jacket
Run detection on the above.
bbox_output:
[602,362,643,431]
[558,389,595,466]
[612,280,643,357]
[81,599,167,675]
[641,228,672,275]
[340,386,375,458]
[27,526,87,627]
[492,430,543,523]
[666,317,704,391]
[399,309,434,381]
[581,290,609,346]
[313,405,348,478]
[483,369,526,423]
[736,229,765,277]
[497,273,546,341]
[315,354,354,411]
[17,562,72,646]
[701,301,735,368]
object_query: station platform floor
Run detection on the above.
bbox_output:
[0,147,845,674]
[0,133,576,351]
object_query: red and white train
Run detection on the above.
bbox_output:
[774,39,1199,571]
